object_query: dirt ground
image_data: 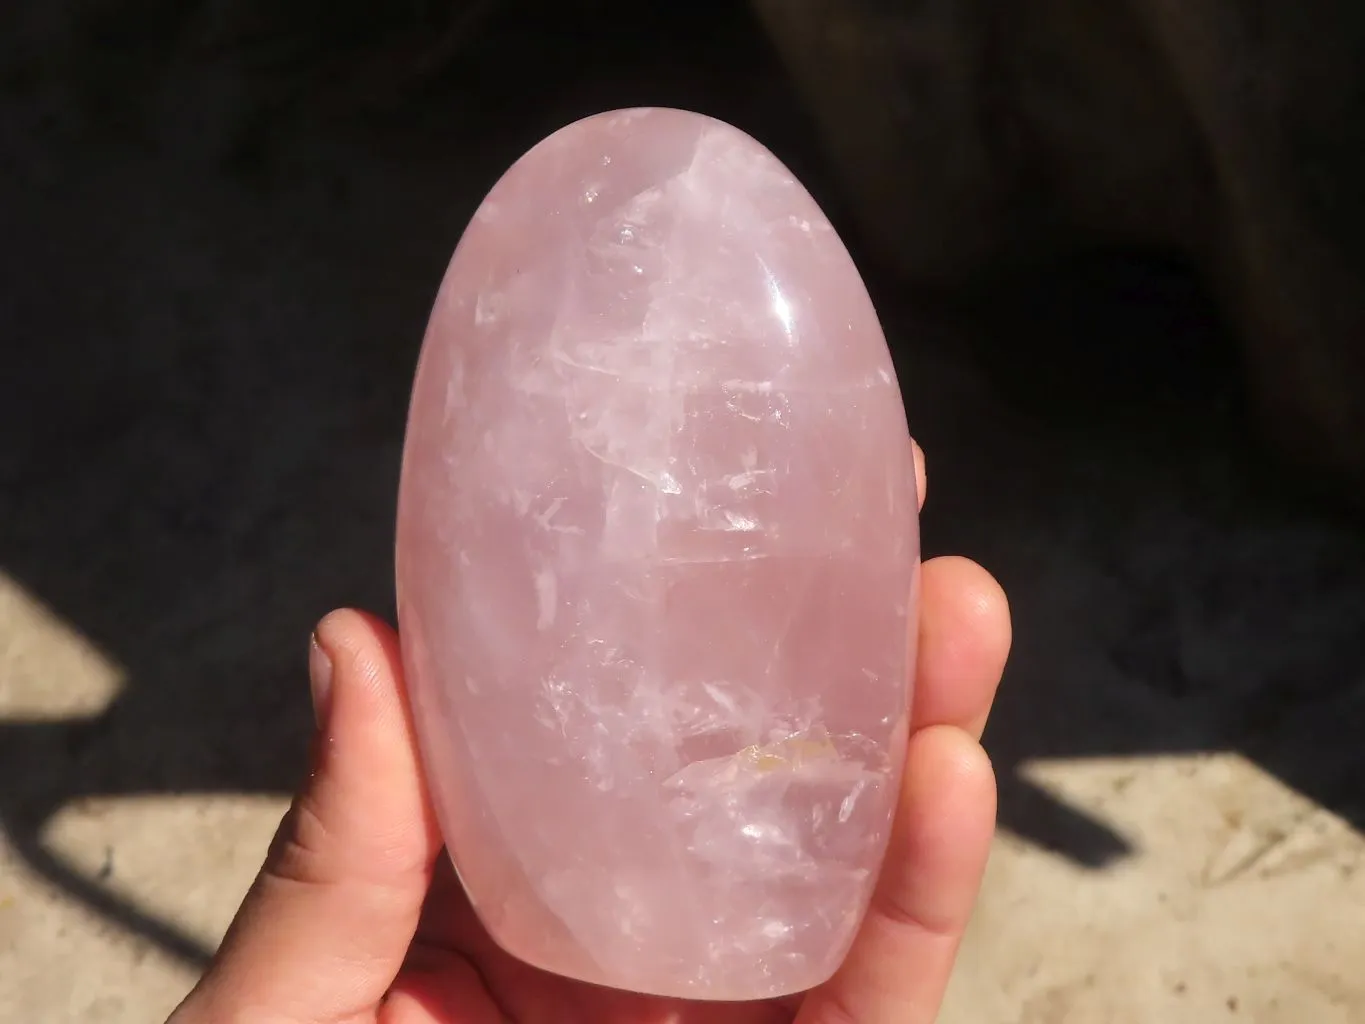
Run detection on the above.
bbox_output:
[2,6,1364,1022]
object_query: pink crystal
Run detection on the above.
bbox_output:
[395,107,919,1001]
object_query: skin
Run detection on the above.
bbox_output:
[169,443,1012,1023]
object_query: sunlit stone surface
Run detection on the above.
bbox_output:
[395,107,919,1001]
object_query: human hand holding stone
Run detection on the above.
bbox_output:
[169,447,1011,1024]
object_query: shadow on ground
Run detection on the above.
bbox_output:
[2,0,1363,969]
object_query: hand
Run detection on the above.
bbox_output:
[170,445,1011,1023]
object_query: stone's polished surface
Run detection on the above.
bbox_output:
[395,107,919,1001]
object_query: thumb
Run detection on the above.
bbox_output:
[171,609,443,1024]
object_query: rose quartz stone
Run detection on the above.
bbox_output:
[395,107,918,1001]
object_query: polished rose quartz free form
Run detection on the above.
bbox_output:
[395,107,919,1001]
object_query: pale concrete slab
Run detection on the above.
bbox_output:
[943,754,1365,1023]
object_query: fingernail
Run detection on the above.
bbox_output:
[309,632,334,729]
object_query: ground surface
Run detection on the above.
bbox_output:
[2,8,1365,1022]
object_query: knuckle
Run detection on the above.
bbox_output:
[264,795,340,888]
